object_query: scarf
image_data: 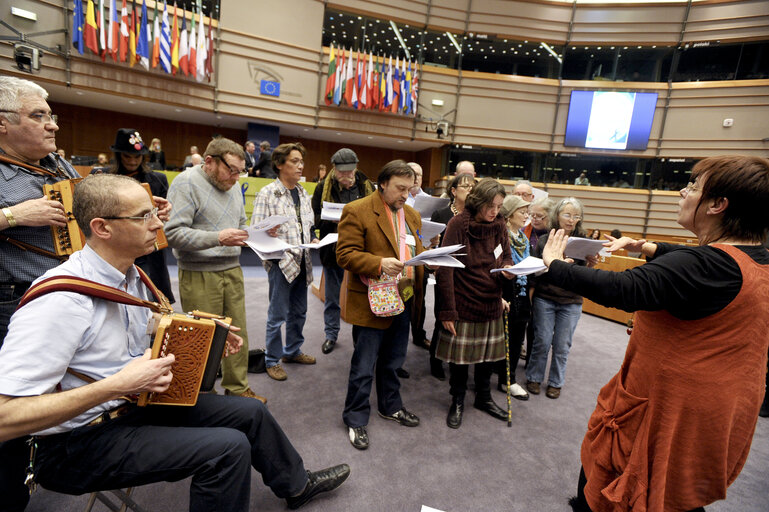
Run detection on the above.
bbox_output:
[320,169,375,204]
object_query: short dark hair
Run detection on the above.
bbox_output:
[377,159,414,187]
[464,178,506,216]
[691,156,769,243]
[446,172,475,201]
[272,142,306,174]
[203,137,245,161]
[74,174,139,237]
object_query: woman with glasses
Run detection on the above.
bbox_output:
[105,128,175,302]
[435,178,514,428]
[428,172,476,380]
[523,197,555,253]
[526,197,594,400]
[541,156,769,512]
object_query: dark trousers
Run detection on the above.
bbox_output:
[449,361,495,400]
[410,273,429,344]
[571,467,705,512]
[34,394,307,512]
[344,303,411,428]
[496,294,531,384]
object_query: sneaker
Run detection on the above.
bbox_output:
[225,388,268,404]
[266,364,288,381]
[348,426,369,450]
[286,464,351,509]
[378,407,420,427]
[282,353,316,365]
[526,381,541,395]
[546,386,561,399]
[497,382,529,401]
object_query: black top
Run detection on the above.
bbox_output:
[148,150,166,171]
[255,151,275,179]
[531,232,587,305]
[547,242,769,320]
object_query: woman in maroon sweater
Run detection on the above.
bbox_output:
[436,178,514,429]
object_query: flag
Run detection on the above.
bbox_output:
[188,7,197,78]
[178,15,188,75]
[128,1,137,66]
[410,61,419,115]
[151,0,160,67]
[159,0,171,72]
[119,0,128,61]
[385,56,394,108]
[205,13,214,81]
[170,2,179,74]
[343,49,354,106]
[136,0,150,69]
[379,56,387,111]
[350,51,360,108]
[362,52,373,109]
[195,6,207,82]
[324,44,335,105]
[84,0,99,54]
[108,0,119,60]
[333,48,344,106]
[401,58,409,112]
[72,0,85,55]
[371,55,380,110]
[98,0,106,60]
[391,57,401,113]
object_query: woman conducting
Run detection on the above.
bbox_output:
[435,178,513,429]
[540,156,769,512]
[527,197,595,399]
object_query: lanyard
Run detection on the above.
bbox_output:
[380,194,412,279]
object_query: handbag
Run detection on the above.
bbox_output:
[363,274,404,317]
[248,348,266,374]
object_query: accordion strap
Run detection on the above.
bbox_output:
[0,152,66,178]
[0,233,65,261]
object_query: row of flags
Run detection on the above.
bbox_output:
[324,44,419,115]
[72,0,213,82]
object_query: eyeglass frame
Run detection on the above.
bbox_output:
[0,109,58,125]
[559,212,582,221]
[211,154,245,176]
[684,181,700,193]
[102,207,160,224]
[530,213,548,221]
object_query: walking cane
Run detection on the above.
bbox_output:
[504,310,512,428]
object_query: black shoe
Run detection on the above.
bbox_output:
[474,396,508,421]
[413,338,429,350]
[347,426,369,450]
[378,407,420,427]
[321,339,336,354]
[446,397,464,429]
[430,358,445,381]
[286,464,351,509]
[395,367,410,379]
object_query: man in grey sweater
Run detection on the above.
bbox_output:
[165,137,265,402]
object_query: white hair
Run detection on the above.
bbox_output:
[0,76,48,124]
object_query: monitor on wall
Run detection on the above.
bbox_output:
[564,90,658,151]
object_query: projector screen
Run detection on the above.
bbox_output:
[564,91,658,151]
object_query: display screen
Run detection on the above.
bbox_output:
[564,91,658,151]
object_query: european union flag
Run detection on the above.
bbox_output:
[260,80,280,97]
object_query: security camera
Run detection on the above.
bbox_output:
[436,120,449,139]
[14,44,40,73]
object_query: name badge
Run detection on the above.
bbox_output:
[494,244,502,259]
[405,234,416,246]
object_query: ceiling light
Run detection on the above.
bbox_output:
[11,7,37,21]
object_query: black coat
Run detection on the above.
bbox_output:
[254,151,276,179]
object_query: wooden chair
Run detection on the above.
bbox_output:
[84,488,149,512]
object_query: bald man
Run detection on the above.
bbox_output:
[455,161,476,177]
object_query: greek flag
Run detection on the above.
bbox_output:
[159,0,171,73]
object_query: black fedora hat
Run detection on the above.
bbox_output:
[110,128,149,155]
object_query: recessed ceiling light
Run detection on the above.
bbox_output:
[303,128,309,131]
[75,91,84,95]
[397,140,404,143]
[367,136,373,139]
[128,100,136,104]
[336,132,342,135]
[216,115,222,119]
[174,108,182,112]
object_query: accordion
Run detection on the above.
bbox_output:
[43,178,168,257]
[138,311,232,406]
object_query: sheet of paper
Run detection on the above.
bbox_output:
[564,238,608,260]
[297,233,338,249]
[415,255,465,268]
[421,506,446,512]
[405,244,464,266]
[419,220,446,248]
[490,256,547,276]
[250,215,290,232]
[412,195,450,218]
[245,228,293,256]
[321,201,345,222]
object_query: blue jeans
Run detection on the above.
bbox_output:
[323,264,345,342]
[343,303,411,428]
[526,296,581,388]
[265,265,308,367]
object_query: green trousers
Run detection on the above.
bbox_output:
[178,267,250,394]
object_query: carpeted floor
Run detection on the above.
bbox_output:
[26,266,769,512]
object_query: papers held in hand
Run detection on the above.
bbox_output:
[244,226,337,260]
[321,202,345,222]
[419,220,446,248]
[564,238,610,260]
[405,244,465,268]
[491,256,547,276]
[412,195,450,219]
[252,215,290,232]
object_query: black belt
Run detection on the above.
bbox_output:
[86,404,134,427]
[0,282,31,292]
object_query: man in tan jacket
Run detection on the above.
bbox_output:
[336,160,425,450]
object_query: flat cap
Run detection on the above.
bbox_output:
[331,148,359,171]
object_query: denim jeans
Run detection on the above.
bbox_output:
[322,264,345,342]
[343,303,411,428]
[265,265,308,367]
[526,296,581,389]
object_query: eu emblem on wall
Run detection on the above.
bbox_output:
[260,80,281,97]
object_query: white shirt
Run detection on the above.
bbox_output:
[0,245,154,435]
[405,188,430,207]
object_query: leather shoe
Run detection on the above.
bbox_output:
[546,386,561,399]
[413,338,430,350]
[321,339,336,354]
[378,407,420,427]
[395,367,410,379]
[497,382,529,401]
[526,380,541,395]
[430,358,445,381]
[347,426,369,450]
[446,397,464,429]
[473,397,508,421]
[286,464,351,509]
[225,388,267,404]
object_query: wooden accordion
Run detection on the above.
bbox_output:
[138,312,232,406]
[43,178,168,257]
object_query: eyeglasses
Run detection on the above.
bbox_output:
[559,213,582,221]
[530,213,547,221]
[684,181,700,193]
[456,184,474,190]
[0,109,58,124]
[212,155,244,175]
[103,207,159,224]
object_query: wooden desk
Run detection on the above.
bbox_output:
[582,255,645,325]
